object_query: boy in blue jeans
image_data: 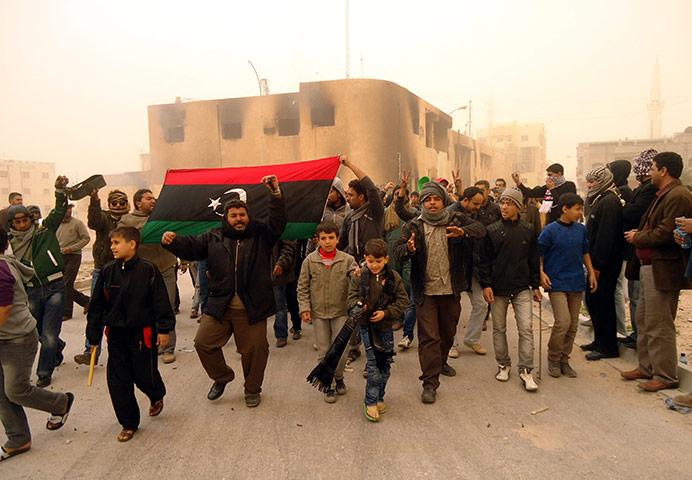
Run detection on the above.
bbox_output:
[539,193,597,377]
[348,239,408,421]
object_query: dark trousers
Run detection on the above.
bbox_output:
[585,265,620,355]
[62,253,90,318]
[194,308,269,395]
[416,294,460,390]
[107,334,166,431]
[285,279,302,332]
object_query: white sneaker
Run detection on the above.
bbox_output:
[448,347,460,358]
[495,365,510,382]
[398,336,412,349]
[519,368,538,391]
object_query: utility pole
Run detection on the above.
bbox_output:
[248,60,265,165]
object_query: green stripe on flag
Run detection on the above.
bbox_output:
[141,220,319,244]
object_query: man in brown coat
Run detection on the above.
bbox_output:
[623,152,692,391]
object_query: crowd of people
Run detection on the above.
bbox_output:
[2,150,692,457]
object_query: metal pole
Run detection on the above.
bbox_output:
[345,0,350,78]
[248,60,265,165]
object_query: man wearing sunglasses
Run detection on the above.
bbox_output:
[8,176,70,388]
[74,189,130,366]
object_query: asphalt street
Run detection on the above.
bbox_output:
[3,275,692,479]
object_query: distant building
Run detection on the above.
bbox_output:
[143,78,494,190]
[477,122,547,187]
[0,159,56,216]
[576,127,692,192]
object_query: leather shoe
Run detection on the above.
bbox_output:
[207,381,227,401]
[580,342,596,351]
[276,339,287,348]
[637,379,679,392]
[585,351,618,361]
[621,369,651,380]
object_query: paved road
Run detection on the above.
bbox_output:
[4,276,691,479]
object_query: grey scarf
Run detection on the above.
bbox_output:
[9,224,36,262]
[420,207,451,226]
[348,202,370,255]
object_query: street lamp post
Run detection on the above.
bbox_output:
[248,60,265,165]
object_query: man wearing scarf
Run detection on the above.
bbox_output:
[73,189,131,365]
[619,149,658,348]
[623,152,692,392]
[581,166,624,361]
[512,163,576,225]
[394,181,485,404]
[161,175,286,408]
[8,176,69,388]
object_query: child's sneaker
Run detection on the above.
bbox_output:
[448,347,460,358]
[335,379,347,395]
[324,389,337,403]
[495,365,510,382]
[519,368,538,391]
[398,336,412,349]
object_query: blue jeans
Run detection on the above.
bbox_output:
[273,285,288,340]
[198,259,210,312]
[85,268,103,357]
[403,287,416,340]
[27,279,66,379]
[360,325,394,406]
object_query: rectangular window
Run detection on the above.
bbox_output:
[222,123,242,140]
[1,188,8,195]
[42,172,49,179]
[278,118,300,136]
[311,106,335,127]
[0,171,8,177]
[166,126,184,143]
[44,188,50,195]
[521,135,528,141]
[24,187,31,194]
[22,171,30,179]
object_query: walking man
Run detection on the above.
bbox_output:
[56,204,90,320]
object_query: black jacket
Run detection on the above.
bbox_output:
[476,200,501,226]
[586,191,623,272]
[86,255,175,345]
[621,179,657,260]
[393,212,485,305]
[519,181,577,224]
[164,193,287,324]
[337,176,385,258]
[478,217,540,297]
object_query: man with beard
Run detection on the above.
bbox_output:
[161,175,286,407]
[119,189,179,364]
[0,192,23,230]
[74,189,130,365]
[8,176,69,388]
[473,180,501,227]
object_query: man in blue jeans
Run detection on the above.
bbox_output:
[8,176,70,388]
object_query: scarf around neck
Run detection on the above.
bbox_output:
[550,175,567,188]
[9,224,36,262]
[348,202,370,254]
[420,207,451,226]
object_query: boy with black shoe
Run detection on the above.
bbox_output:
[479,188,542,392]
[86,226,175,442]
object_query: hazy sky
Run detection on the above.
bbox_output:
[2,0,691,181]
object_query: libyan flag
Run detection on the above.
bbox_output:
[141,156,341,244]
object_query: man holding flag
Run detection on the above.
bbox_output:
[161,174,286,408]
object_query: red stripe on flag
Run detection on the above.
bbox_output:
[163,156,341,186]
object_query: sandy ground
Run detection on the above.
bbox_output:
[3,271,692,479]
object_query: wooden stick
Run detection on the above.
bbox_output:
[87,345,98,386]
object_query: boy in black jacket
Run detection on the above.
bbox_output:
[479,188,542,392]
[86,226,175,442]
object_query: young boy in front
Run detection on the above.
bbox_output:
[539,193,597,378]
[297,221,357,403]
[479,188,542,392]
[348,239,408,421]
[86,226,175,442]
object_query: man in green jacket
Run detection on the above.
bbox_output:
[8,176,69,388]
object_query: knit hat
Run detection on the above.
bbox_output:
[419,181,449,206]
[499,188,523,209]
[632,149,658,180]
[8,205,31,221]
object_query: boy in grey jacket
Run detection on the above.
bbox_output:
[298,221,357,403]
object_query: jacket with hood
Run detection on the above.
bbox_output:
[323,177,349,232]
[88,196,125,269]
[586,190,624,272]
[347,267,409,330]
[9,190,67,286]
[519,180,577,224]
[164,192,287,324]
[118,210,177,273]
[86,255,176,345]
[0,254,37,340]
[609,160,634,203]
[337,176,385,259]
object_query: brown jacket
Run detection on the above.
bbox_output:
[625,179,692,291]
[118,210,177,273]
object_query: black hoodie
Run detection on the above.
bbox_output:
[608,160,634,203]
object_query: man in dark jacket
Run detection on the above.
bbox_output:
[581,166,624,361]
[394,181,485,404]
[161,175,286,407]
[75,189,131,365]
[622,152,692,391]
[473,180,501,226]
[512,163,577,225]
[619,149,658,347]
[271,239,297,347]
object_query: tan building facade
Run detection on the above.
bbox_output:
[145,78,494,191]
[576,127,692,192]
[477,122,547,188]
[0,159,56,217]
